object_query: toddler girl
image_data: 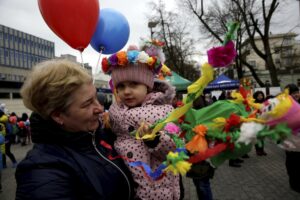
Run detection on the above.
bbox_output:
[102,46,180,200]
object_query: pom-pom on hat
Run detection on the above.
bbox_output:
[101,46,163,89]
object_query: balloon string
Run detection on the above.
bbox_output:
[96,46,105,74]
[80,51,84,68]
[93,46,105,85]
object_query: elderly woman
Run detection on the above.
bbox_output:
[16,59,135,199]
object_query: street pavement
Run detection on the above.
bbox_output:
[1,141,300,200]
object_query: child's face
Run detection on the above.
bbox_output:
[116,81,148,108]
[257,93,264,101]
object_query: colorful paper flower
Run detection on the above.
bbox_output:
[127,50,139,62]
[164,151,191,175]
[116,51,128,66]
[101,57,109,73]
[207,40,237,68]
[101,50,163,75]
[108,54,118,66]
[185,125,208,153]
[164,122,181,135]
[137,51,149,63]
[147,57,155,67]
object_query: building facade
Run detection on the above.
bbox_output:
[0,24,92,115]
[0,24,55,98]
[242,32,300,88]
[58,54,93,75]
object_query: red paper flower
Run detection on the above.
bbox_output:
[101,57,109,73]
[224,113,241,132]
[207,41,237,68]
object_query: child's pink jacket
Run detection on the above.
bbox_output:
[109,81,180,200]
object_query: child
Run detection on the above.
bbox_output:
[102,46,180,199]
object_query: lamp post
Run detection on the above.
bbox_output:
[148,21,159,39]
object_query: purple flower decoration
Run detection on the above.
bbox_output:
[108,54,118,66]
[207,41,237,68]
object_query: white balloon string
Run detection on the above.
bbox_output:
[96,46,104,74]
[93,46,105,84]
[80,51,84,68]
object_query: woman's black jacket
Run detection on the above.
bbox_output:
[15,112,135,200]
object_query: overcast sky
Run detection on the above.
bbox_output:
[0,0,176,73]
[0,0,299,74]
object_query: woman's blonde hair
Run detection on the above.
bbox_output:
[21,59,92,119]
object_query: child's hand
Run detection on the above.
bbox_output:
[101,112,111,129]
[136,121,152,138]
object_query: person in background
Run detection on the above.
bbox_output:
[172,93,184,108]
[204,92,213,106]
[188,95,215,200]
[218,90,226,100]
[253,91,267,156]
[15,59,135,199]
[3,113,18,168]
[211,96,217,103]
[0,110,8,169]
[105,46,181,199]
[17,113,30,146]
[282,83,300,193]
[8,112,19,144]
[221,91,244,167]
[97,92,113,111]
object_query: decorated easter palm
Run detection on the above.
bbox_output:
[105,22,293,181]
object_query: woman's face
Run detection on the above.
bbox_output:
[116,81,148,108]
[53,82,103,133]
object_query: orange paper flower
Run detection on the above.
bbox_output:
[185,125,208,153]
[116,51,128,66]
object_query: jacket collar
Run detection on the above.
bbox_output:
[30,112,96,147]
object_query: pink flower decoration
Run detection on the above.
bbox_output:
[164,122,181,135]
[207,41,237,68]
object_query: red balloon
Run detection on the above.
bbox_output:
[38,0,99,52]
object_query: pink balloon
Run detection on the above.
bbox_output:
[38,0,99,52]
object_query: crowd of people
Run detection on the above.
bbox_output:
[0,108,31,193]
[0,47,299,199]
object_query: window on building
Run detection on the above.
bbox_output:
[0,47,4,65]
[282,38,292,46]
[9,35,14,49]
[0,32,3,46]
[10,50,14,66]
[282,58,292,67]
[24,54,28,68]
[15,51,19,67]
[0,73,6,80]
[19,52,23,68]
[281,47,294,57]
[4,49,9,65]
[0,93,10,99]
[248,60,256,68]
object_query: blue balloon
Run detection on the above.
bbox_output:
[90,8,130,55]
